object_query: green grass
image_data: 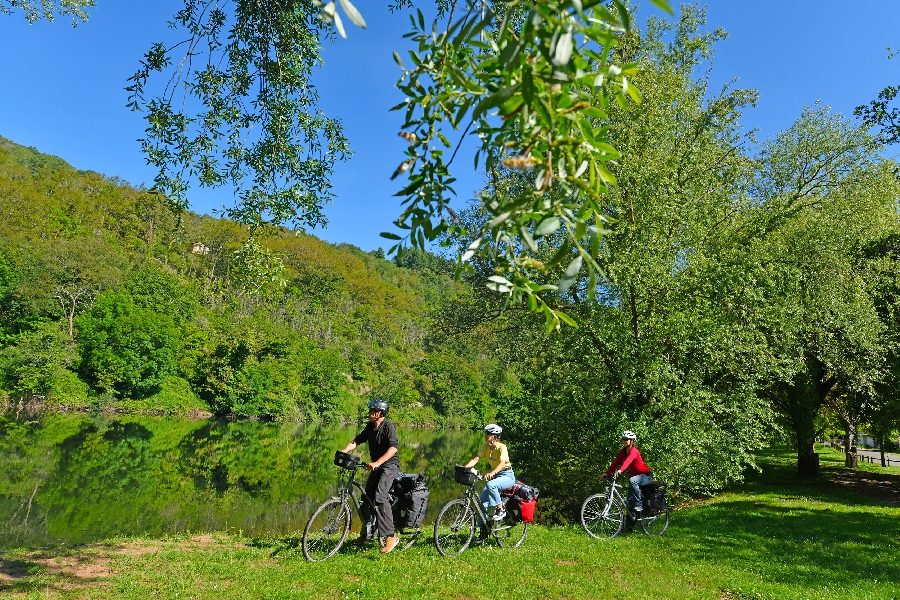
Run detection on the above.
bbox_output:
[2,448,898,600]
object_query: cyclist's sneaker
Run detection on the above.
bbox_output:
[352,535,373,546]
[492,508,507,521]
[380,534,400,554]
[473,526,489,545]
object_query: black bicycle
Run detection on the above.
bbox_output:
[433,465,528,557]
[580,473,670,539]
[301,451,419,561]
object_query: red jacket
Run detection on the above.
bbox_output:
[605,446,651,477]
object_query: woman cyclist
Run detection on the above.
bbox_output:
[462,424,515,522]
[603,430,653,521]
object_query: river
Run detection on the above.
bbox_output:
[0,413,483,547]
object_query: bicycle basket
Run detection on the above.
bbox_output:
[334,450,360,470]
[454,465,477,485]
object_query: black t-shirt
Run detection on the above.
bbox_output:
[353,419,400,468]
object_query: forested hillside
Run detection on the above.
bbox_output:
[0,135,510,426]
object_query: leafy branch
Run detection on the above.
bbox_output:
[385,0,672,331]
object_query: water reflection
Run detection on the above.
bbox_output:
[0,413,482,547]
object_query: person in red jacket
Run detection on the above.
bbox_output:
[603,430,653,519]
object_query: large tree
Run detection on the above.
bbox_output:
[748,106,897,475]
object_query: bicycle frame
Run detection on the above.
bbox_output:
[460,477,519,538]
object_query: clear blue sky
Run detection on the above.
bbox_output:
[1,1,898,251]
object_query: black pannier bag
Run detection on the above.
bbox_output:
[640,481,668,511]
[454,465,477,486]
[505,495,523,521]
[510,481,540,502]
[392,472,425,495]
[398,482,430,529]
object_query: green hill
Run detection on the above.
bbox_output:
[0,136,504,425]
[0,135,73,174]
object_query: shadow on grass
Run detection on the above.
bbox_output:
[0,557,38,593]
[674,498,899,589]
[249,535,379,559]
[0,554,107,595]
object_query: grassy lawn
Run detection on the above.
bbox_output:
[2,447,898,600]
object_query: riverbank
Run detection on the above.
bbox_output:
[2,449,897,599]
[0,397,456,429]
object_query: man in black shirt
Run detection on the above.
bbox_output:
[339,399,401,553]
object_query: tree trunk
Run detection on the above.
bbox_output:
[880,437,886,468]
[796,412,819,477]
[844,423,858,469]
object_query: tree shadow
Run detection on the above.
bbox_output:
[673,499,900,588]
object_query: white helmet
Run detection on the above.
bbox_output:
[622,430,637,440]
[484,424,503,436]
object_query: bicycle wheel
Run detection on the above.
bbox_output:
[302,498,351,561]
[638,509,670,536]
[433,499,475,557]
[494,519,528,549]
[581,493,624,540]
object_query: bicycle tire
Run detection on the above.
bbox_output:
[302,498,351,561]
[638,508,670,536]
[494,519,528,549]
[581,492,624,540]
[433,499,475,557]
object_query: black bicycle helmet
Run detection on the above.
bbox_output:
[367,399,389,416]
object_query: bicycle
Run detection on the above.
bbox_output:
[580,474,670,539]
[433,465,528,557]
[301,451,419,561]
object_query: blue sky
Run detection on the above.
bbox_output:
[1,1,898,251]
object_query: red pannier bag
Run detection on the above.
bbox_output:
[519,498,536,523]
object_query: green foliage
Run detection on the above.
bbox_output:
[389,0,671,329]
[76,291,181,398]
[126,0,351,229]
[854,46,900,147]
[0,321,85,403]
[0,137,499,422]
[414,352,495,426]
[0,136,73,174]
[0,0,92,25]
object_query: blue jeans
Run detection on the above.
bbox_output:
[478,470,515,524]
[627,473,653,511]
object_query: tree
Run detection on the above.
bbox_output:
[749,106,897,475]
[41,236,124,337]
[437,7,776,503]
[0,321,82,401]
[76,290,181,398]
[855,48,900,146]
[0,0,92,25]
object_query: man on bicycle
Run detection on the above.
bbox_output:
[603,430,653,523]
[339,399,401,553]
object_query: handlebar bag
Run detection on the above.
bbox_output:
[454,465,477,486]
[334,451,359,469]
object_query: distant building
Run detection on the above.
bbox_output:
[858,433,878,449]
[192,242,210,255]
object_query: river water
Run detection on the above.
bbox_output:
[0,413,483,547]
